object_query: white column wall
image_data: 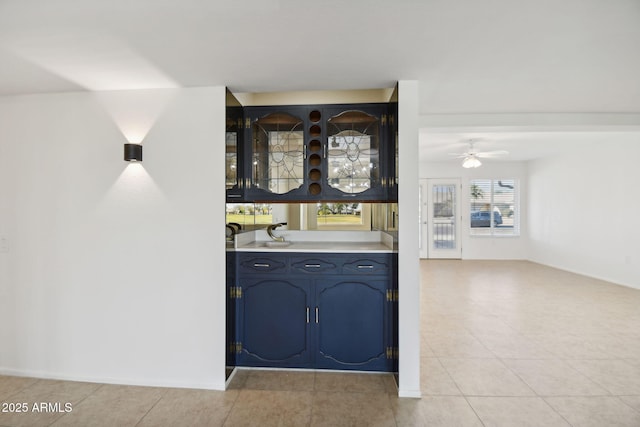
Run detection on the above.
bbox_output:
[397,80,421,397]
[0,87,227,389]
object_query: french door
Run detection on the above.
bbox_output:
[420,178,462,259]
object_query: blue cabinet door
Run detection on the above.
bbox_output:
[237,278,311,368]
[226,252,236,368]
[322,104,389,201]
[315,277,390,371]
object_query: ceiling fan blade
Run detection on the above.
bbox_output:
[476,150,509,158]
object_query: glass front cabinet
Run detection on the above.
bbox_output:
[225,105,244,201]
[225,103,397,202]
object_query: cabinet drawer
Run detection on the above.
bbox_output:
[290,257,339,274]
[238,254,287,275]
[342,255,391,275]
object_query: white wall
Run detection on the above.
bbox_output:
[528,138,640,289]
[0,87,227,389]
[397,81,421,398]
[420,161,529,260]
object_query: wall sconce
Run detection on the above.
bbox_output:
[124,143,143,162]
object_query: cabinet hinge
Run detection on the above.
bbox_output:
[386,347,399,359]
[245,118,251,129]
[381,114,387,126]
[237,118,243,129]
[386,289,399,302]
[389,114,395,126]
[230,286,242,299]
[230,341,243,354]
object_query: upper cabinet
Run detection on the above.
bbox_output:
[226,103,397,203]
[245,106,308,201]
[388,98,399,202]
[323,106,386,201]
[226,104,245,201]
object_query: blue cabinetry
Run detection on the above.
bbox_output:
[225,103,397,203]
[238,278,312,367]
[226,251,236,369]
[315,277,389,371]
[233,252,396,372]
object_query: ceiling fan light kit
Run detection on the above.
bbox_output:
[451,139,508,168]
[462,155,482,168]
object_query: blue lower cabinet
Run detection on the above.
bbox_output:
[226,252,236,368]
[237,278,312,368]
[315,278,390,371]
[234,252,395,372]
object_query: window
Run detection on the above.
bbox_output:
[226,203,273,226]
[225,203,375,231]
[316,203,371,230]
[470,179,519,236]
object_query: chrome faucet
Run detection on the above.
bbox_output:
[266,222,287,242]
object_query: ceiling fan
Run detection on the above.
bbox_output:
[450,140,509,168]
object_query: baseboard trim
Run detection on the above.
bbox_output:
[398,389,422,398]
[0,367,225,391]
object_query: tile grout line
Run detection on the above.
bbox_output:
[308,372,317,427]
[45,382,107,427]
[133,392,165,427]
[459,396,488,427]
[539,397,577,427]
[221,371,250,427]
[0,377,40,402]
[616,395,640,415]
[434,356,487,427]
[441,357,573,426]
[225,377,244,422]
[494,356,538,397]
[561,359,621,396]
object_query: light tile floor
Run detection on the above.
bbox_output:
[1,260,639,426]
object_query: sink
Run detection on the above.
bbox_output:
[265,241,292,248]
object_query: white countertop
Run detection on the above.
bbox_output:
[235,241,393,253]
[231,230,396,253]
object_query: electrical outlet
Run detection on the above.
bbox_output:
[0,236,8,253]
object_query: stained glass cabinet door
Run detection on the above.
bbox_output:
[249,110,306,199]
